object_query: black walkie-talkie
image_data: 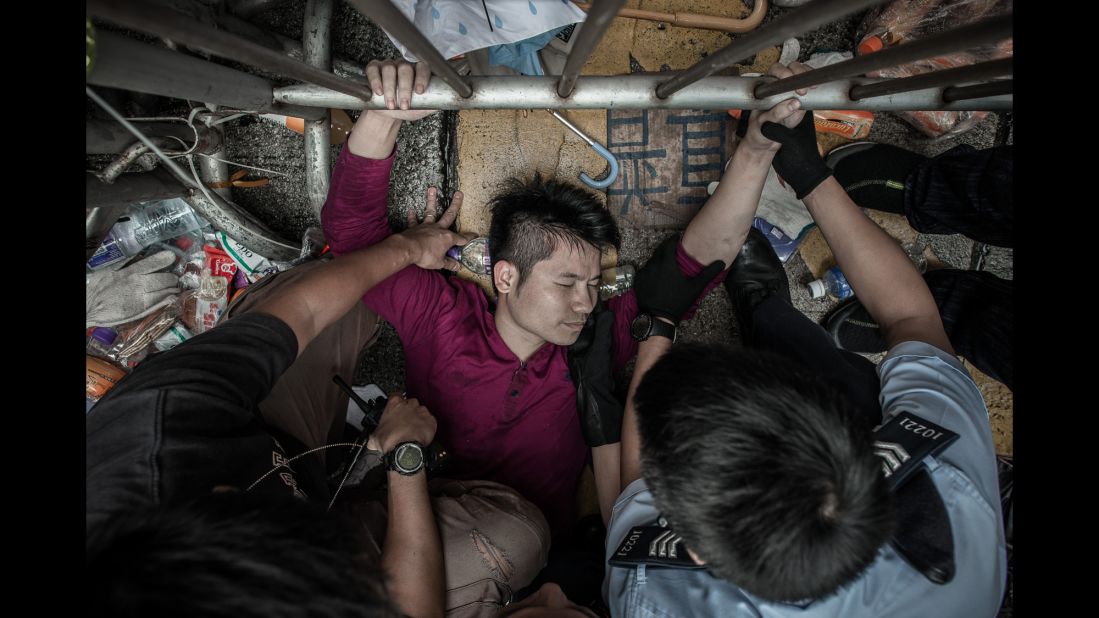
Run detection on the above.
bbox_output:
[332,376,449,473]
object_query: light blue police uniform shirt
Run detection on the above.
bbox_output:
[603,341,1007,618]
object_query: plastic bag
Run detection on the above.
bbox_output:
[382,0,585,63]
[856,0,1013,138]
[107,303,181,367]
[803,52,874,139]
[87,354,127,402]
[730,52,874,141]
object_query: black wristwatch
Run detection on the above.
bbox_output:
[384,441,426,475]
[630,313,677,342]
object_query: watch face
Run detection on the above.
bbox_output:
[630,314,652,341]
[394,443,424,472]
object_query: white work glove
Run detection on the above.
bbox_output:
[86,250,180,328]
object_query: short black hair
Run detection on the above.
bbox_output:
[86,491,398,617]
[634,343,894,603]
[487,173,620,290]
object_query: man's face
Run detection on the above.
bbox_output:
[497,240,601,347]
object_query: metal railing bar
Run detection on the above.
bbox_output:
[754,15,1013,98]
[654,0,889,99]
[88,0,372,102]
[848,57,1012,101]
[274,75,1011,111]
[88,30,324,119]
[347,0,473,98]
[943,79,1013,103]
[557,0,628,98]
[303,0,333,217]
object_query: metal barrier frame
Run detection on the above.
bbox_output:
[86,0,1014,256]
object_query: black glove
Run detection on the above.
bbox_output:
[760,113,833,199]
[734,109,752,138]
[567,305,622,448]
[634,235,725,324]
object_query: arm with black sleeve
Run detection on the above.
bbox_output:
[568,303,624,525]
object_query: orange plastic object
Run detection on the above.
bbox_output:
[207,168,270,190]
[812,110,875,140]
[87,355,127,401]
[726,109,875,140]
[281,109,354,145]
[858,35,884,55]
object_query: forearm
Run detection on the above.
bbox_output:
[621,336,673,488]
[592,443,621,526]
[348,111,403,159]
[681,146,774,268]
[382,471,444,618]
[251,235,416,355]
[803,177,953,352]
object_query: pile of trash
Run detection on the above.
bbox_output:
[86,197,323,410]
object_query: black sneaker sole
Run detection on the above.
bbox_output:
[823,297,887,353]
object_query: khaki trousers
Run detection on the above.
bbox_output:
[223,259,550,615]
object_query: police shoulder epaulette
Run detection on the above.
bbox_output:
[609,518,705,569]
[874,411,960,491]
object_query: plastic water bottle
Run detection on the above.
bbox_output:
[751,217,802,264]
[87,198,203,270]
[446,237,492,275]
[599,265,635,300]
[807,266,853,301]
[86,327,118,357]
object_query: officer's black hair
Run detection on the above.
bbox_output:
[488,173,620,293]
[86,490,398,617]
[634,343,895,603]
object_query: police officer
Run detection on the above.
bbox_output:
[583,62,1007,617]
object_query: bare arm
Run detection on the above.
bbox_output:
[802,178,953,353]
[680,143,774,268]
[349,60,436,160]
[748,63,951,353]
[252,200,469,357]
[367,395,444,618]
[383,471,442,618]
[592,443,621,526]
[680,63,810,268]
[620,333,673,489]
[619,70,810,488]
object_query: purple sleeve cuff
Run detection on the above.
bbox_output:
[608,237,728,372]
[674,238,728,322]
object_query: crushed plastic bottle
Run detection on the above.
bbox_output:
[599,265,635,300]
[88,198,203,270]
[807,266,854,301]
[447,237,492,275]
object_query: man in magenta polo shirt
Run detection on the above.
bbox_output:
[322,60,726,538]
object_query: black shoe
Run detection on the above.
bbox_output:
[724,228,790,342]
[826,141,928,215]
[825,269,1012,389]
[823,298,887,353]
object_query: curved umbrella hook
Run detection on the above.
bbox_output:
[547,110,620,189]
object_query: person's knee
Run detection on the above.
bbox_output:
[437,480,551,590]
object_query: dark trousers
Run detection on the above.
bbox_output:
[905,144,1013,247]
[925,269,1012,389]
[751,295,884,429]
[898,143,1013,388]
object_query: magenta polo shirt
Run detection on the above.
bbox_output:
[321,146,723,536]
